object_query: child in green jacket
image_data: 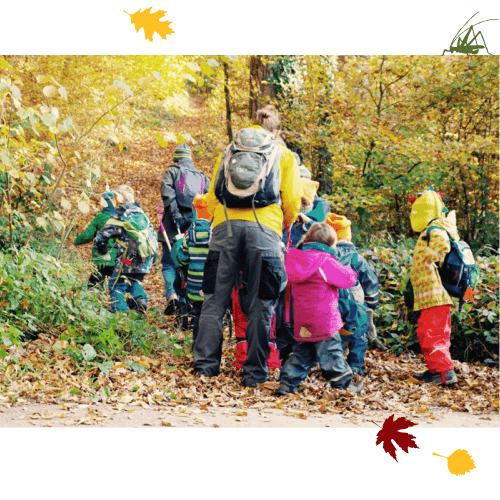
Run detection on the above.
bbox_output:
[74,191,117,288]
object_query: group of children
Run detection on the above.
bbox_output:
[74,148,465,395]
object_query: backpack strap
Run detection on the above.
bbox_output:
[285,283,291,325]
[425,225,451,246]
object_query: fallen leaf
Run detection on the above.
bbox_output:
[374,414,419,462]
[124,7,175,43]
[433,449,476,476]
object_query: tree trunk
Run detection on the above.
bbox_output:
[248,56,276,121]
[223,61,233,143]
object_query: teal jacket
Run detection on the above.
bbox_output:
[74,208,116,267]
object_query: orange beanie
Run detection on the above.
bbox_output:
[193,194,211,221]
[326,213,352,241]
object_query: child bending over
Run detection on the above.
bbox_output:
[278,223,363,396]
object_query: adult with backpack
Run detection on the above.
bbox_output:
[95,185,158,313]
[409,187,478,386]
[159,143,210,316]
[193,105,302,387]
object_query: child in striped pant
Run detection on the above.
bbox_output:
[177,195,212,343]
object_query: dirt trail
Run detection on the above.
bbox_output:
[1,403,498,428]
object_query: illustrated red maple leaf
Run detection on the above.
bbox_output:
[124,7,174,43]
[373,414,419,462]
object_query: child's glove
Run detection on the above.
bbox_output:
[175,217,191,232]
[366,309,377,341]
[296,213,311,224]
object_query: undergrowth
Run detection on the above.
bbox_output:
[0,248,191,375]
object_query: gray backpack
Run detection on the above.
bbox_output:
[215,128,282,212]
[214,128,283,236]
[175,164,206,209]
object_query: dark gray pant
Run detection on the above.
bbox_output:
[279,333,353,392]
[194,221,285,384]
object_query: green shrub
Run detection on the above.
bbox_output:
[0,249,182,366]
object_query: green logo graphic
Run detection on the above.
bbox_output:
[442,12,498,55]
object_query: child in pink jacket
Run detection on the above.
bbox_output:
[278,223,363,395]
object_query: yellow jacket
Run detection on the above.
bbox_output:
[205,126,302,237]
[410,212,459,311]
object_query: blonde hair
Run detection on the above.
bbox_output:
[115,185,135,204]
[297,222,338,249]
[255,105,281,133]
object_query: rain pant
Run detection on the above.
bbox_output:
[232,274,280,371]
[416,305,453,373]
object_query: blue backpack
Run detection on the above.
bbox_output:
[335,252,369,337]
[425,225,479,311]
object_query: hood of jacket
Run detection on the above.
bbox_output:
[335,241,358,266]
[286,247,334,283]
[188,218,211,246]
[426,210,459,241]
[410,188,447,232]
[113,202,141,221]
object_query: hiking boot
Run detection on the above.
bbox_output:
[347,382,364,394]
[276,384,295,396]
[413,369,458,386]
[164,294,180,315]
[135,297,148,315]
[178,302,190,330]
[243,379,262,389]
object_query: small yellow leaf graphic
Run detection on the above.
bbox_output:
[433,449,476,476]
[124,7,174,43]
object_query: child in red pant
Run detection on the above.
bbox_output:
[409,187,458,385]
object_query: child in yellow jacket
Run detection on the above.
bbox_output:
[409,187,458,386]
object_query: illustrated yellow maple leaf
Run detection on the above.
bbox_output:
[124,7,174,43]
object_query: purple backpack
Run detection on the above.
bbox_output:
[175,165,205,208]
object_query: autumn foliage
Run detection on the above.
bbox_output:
[1,55,498,413]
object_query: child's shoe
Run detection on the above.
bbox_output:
[164,294,180,315]
[135,297,148,315]
[413,369,458,385]
[176,302,190,330]
[276,384,295,396]
[347,382,364,394]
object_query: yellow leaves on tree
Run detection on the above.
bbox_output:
[124,7,174,43]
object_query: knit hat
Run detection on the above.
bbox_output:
[193,194,211,221]
[326,213,352,241]
[99,191,116,210]
[410,186,447,232]
[173,143,192,162]
[300,178,319,206]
